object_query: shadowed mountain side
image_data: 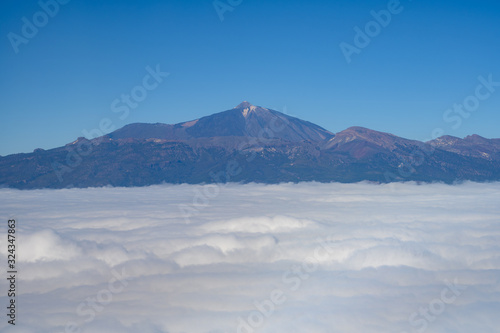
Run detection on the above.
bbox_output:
[428,134,500,161]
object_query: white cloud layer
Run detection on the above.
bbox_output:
[0,182,499,333]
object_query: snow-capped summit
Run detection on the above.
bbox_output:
[234,101,254,109]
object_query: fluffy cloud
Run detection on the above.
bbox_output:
[0,182,499,332]
[15,229,82,263]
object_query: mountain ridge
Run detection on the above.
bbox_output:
[1,101,499,189]
[107,101,335,143]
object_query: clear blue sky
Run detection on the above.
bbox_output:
[1,0,499,156]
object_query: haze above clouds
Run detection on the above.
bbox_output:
[0,182,499,332]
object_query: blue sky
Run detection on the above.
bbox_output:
[1,0,499,156]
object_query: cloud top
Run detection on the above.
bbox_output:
[0,182,499,333]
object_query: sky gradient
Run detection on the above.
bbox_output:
[1,0,500,156]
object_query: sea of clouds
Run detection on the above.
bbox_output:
[0,182,499,333]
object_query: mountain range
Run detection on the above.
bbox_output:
[1,101,499,189]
